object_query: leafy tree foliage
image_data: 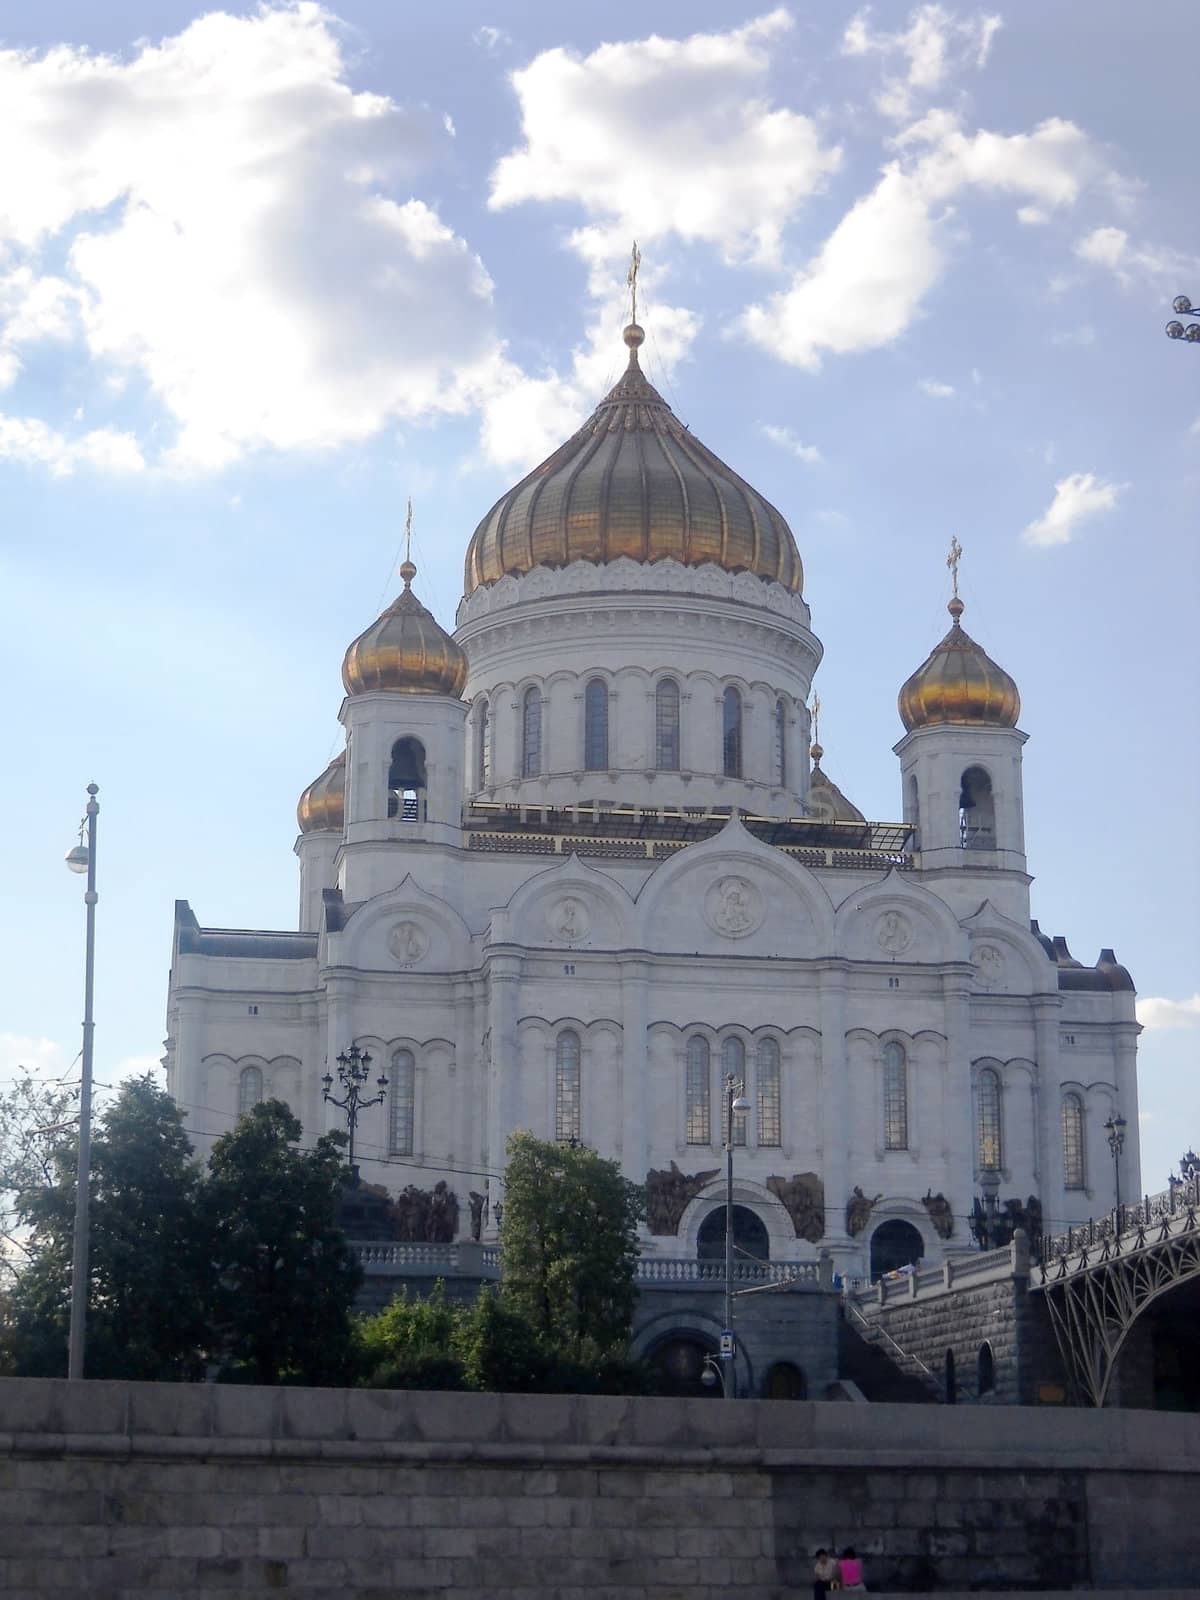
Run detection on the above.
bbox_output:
[2,1077,210,1379]
[202,1100,361,1386]
[500,1131,642,1355]
[0,1071,79,1290]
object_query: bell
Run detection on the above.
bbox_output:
[958,782,975,811]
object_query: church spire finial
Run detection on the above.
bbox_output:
[400,497,417,589]
[810,692,823,765]
[946,535,964,620]
[623,241,645,362]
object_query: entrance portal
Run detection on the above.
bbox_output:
[697,1203,769,1263]
[870,1218,924,1280]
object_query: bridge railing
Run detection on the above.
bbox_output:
[1038,1175,1199,1275]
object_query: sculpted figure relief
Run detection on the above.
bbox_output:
[468,1190,487,1242]
[767,1172,825,1243]
[392,1180,460,1243]
[972,943,1006,988]
[846,1185,882,1238]
[551,895,589,944]
[388,920,428,965]
[705,876,763,939]
[876,911,912,955]
[921,1188,954,1240]
[645,1161,720,1236]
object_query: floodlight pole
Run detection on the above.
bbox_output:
[67,783,99,1381]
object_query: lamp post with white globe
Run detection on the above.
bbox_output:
[64,783,99,1381]
[1165,295,1200,345]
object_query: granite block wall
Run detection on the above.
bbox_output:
[0,1379,1196,1597]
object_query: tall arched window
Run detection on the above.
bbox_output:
[722,687,743,778]
[555,1030,581,1144]
[390,1049,415,1156]
[774,699,787,788]
[521,687,542,778]
[476,699,491,789]
[882,1041,908,1151]
[721,1036,747,1146]
[959,766,995,850]
[1062,1093,1086,1189]
[756,1037,781,1147]
[387,737,426,821]
[655,679,681,771]
[977,1341,995,1396]
[237,1064,263,1117]
[584,678,609,770]
[978,1067,1003,1171]
[685,1036,711,1145]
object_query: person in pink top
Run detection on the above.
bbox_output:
[838,1547,866,1591]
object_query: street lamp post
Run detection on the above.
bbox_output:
[1104,1112,1127,1224]
[321,1044,388,1177]
[64,782,99,1381]
[1165,295,1200,345]
[721,1069,751,1400]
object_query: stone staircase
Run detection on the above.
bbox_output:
[837,1303,943,1403]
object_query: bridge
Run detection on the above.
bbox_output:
[1033,1163,1200,1406]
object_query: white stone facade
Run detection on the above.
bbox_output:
[166,553,1140,1278]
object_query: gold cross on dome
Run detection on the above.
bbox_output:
[946,535,963,597]
[811,693,821,745]
[627,240,642,325]
[405,497,413,565]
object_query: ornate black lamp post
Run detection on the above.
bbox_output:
[322,1045,388,1176]
[1165,295,1200,345]
[1104,1113,1127,1222]
[970,1166,1002,1250]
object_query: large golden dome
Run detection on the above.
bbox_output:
[464,324,803,595]
[342,562,467,698]
[297,749,345,833]
[898,598,1020,732]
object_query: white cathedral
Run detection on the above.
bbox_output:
[166,317,1140,1279]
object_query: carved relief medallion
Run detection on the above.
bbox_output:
[548,895,590,944]
[388,920,428,966]
[876,910,912,955]
[971,943,1006,988]
[704,875,763,939]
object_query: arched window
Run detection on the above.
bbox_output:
[584,678,609,770]
[978,1067,1003,1171]
[959,766,995,850]
[774,699,787,788]
[521,687,542,779]
[476,699,491,789]
[1062,1093,1086,1189]
[977,1341,995,1396]
[387,737,426,820]
[655,679,681,771]
[882,1041,908,1151]
[721,1036,747,1146]
[390,1049,415,1156]
[555,1030,581,1144]
[237,1064,263,1117]
[756,1037,781,1147]
[685,1036,711,1145]
[722,687,742,778]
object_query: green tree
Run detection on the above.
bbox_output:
[2,1076,211,1379]
[0,1071,79,1290]
[500,1131,642,1355]
[202,1100,361,1386]
[355,1282,468,1390]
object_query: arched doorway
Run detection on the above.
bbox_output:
[870,1218,924,1280]
[647,1335,720,1398]
[697,1204,769,1263]
[763,1361,807,1400]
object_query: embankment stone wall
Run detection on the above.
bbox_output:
[0,1378,1197,1597]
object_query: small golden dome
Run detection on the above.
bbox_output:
[463,324,803,595]
[898,598,1020,732]
[297,750,346,834]
[807,746,866,824]
[342,563,467,698]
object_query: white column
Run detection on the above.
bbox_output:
[1033,998,1064,1219]
[619,958,649,1181]
[819,968,851,1255]
[943,977,976,1254]
[485,955,521,1232]
[324,976,354,1146]
[1114,1023,1141,1199]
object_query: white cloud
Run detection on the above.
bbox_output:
[490,10,841,267]
[742,114,1108,369]
[918,378,955,397]
[473,26,510,53]
[0,6,506,471]
[1022,471,1124,548]
[1074,225,1198,287]
[761,424,823,464]
[1137,995,1200,1031]
[843,4,1001,120]
[0,413,145,475]
[0,1034,69,1080]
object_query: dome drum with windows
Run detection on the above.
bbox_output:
[463,323,804,595]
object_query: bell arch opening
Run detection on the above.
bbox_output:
[388,737,427,821]
[959,765,995,850]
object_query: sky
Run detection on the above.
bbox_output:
[0,1,1196,1192]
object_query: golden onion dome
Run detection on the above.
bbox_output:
[898,597,1020,732]
[297,749,346,834]
[342,561,467,698]
[806,744,866,824]
[463,323,803,595]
